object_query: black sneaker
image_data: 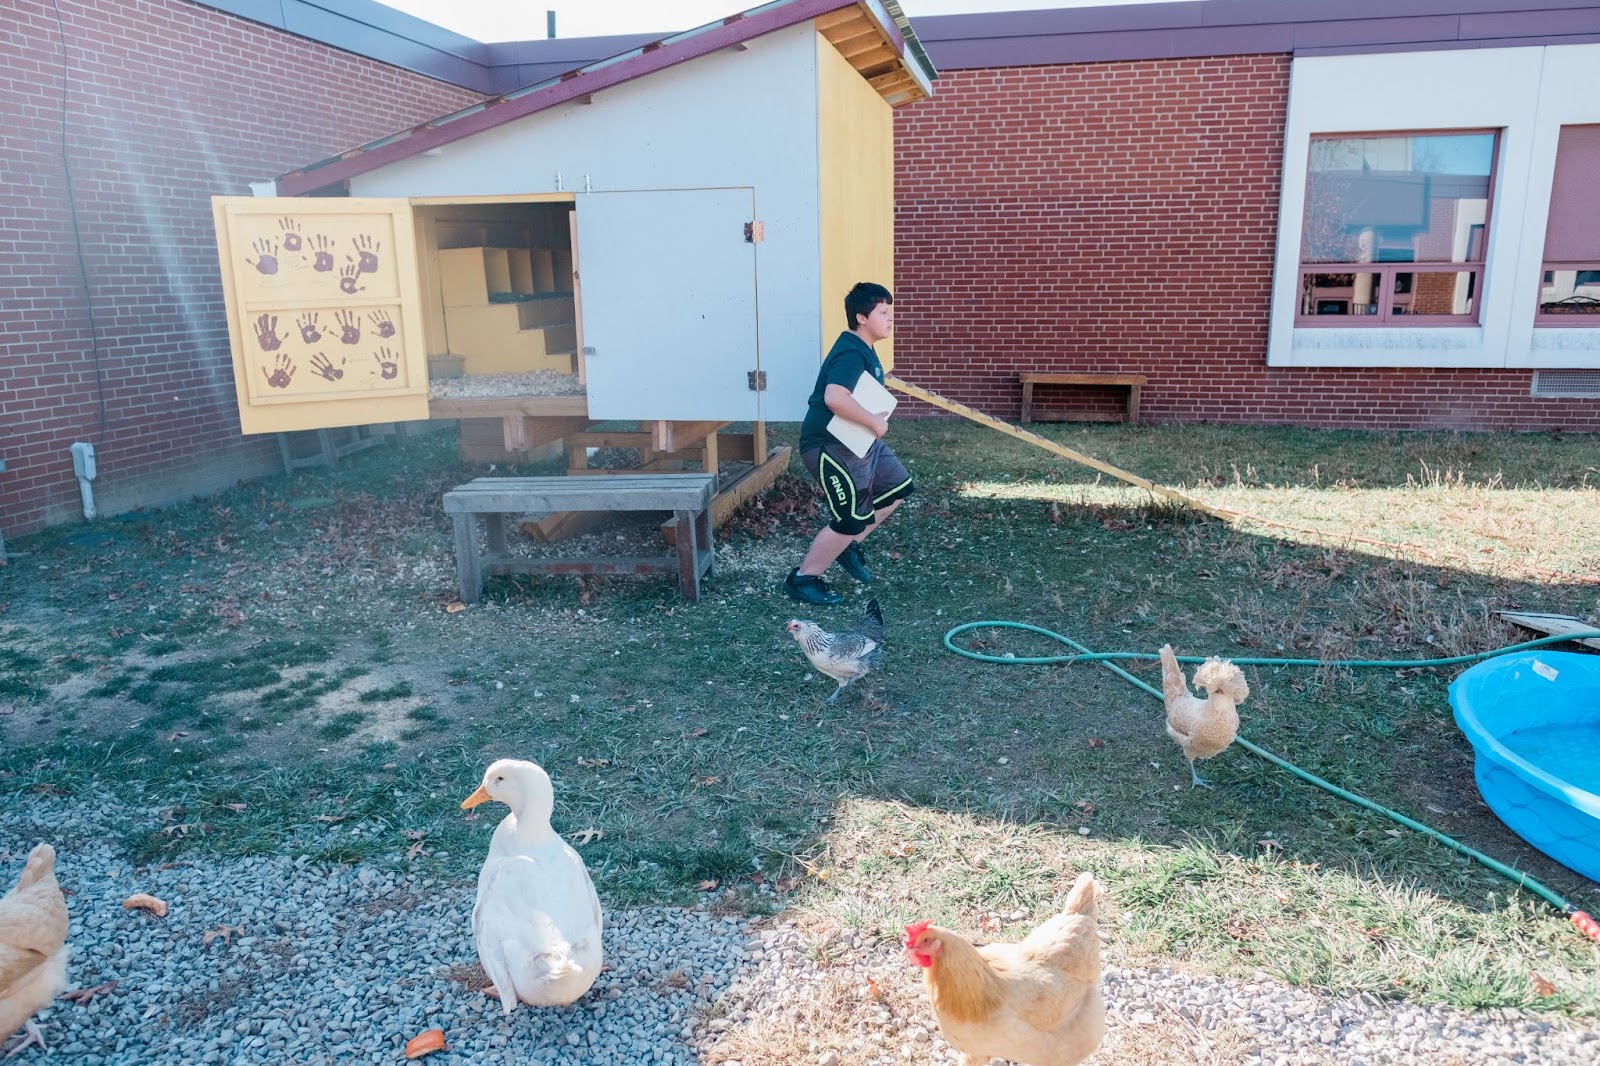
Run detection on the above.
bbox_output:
[836,543,873,583]
[785,567,842,606]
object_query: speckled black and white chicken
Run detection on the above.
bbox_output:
[786,597,884,703]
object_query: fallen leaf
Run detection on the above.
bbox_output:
[406,840,425,861]
[202,922,246,947]
[444,602,466,614]
[1383,828,1404,838]
[576,756,610,768]
[402,829,428,841]
[57,980,118,1006]
[864,975,883,1000]
[1074,800,1096,816]
[695,775,721,787]
[571,827,604,846]
[1531,973,1557,996]
[694,879,719,892]
[164,731,188,742]
[882,843,914,858]
[225,803,247,812]
[979,914,1003,933]
[686,727,709,738]
[1086,738,1105,749]
[313,814,346,824]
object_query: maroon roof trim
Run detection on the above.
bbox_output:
[915,0,1600,70]
[277,0,903,196]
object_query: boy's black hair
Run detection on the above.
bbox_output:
[845,282,893,329]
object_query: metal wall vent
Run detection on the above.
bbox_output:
[1531,370,1600,398]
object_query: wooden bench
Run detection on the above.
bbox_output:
[442,474,716,604]
[1019,372,1146,424]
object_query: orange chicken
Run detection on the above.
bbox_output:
[1,844,69,1057]
[904,872,1104,1066]
[1159,643,1249,789]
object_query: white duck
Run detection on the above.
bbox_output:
[461,759,603,1012]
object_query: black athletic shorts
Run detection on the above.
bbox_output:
[801,440,915,536]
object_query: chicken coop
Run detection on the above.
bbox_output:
[211,0,934,537]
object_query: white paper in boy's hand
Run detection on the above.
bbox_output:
[827,373,899,458]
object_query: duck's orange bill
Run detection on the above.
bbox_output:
[461,785,491,810]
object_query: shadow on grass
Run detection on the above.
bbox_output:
[2,419,1598,1016]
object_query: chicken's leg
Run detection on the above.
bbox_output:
[825,678,852,704]
[3,1022,48,1059]
[1189,760,1213,789]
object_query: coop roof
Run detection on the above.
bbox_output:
[275,0,935,196]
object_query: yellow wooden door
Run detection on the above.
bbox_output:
[211,197,429,434]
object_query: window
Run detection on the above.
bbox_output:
[1297,131,1497,326]
[1537,124,1600,326]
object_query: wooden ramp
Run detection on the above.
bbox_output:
[1497,611,1600,651]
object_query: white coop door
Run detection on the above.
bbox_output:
[577,189,759,421]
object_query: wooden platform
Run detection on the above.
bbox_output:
[1019,372,1145,424]
[443,474,715,603]
[1498,611,1600,651]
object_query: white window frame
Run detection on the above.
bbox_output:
[1267,43,1600,369]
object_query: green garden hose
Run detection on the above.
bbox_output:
[943,621,1600,946]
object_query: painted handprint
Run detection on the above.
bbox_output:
[310,234,335,272]
[334,310,361,345]
[352,234,381,274]
[262,352,295,389]
[278,217,303,252]
[309,352,346,381]
[296,312,321,344]
[339,262,364,294]
[254,313,284,351]
[369,309,396,339]
[247,237,279,275]
[373,347,399,381]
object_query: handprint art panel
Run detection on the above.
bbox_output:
[240,302,412,401]
[231,212,403,304]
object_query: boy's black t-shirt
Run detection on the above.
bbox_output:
[798,330,886,453]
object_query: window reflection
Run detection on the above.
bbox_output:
[1299,131,1495,324]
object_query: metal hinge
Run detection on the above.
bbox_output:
[744,221,764,243]
[747,369,767,392]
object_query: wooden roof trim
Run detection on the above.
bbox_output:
[816,0,931,105]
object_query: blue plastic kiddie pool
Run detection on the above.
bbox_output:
[1449,651,1600,885]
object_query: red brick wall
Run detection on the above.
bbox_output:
[0,0,480,538]
[892,57,1600,432]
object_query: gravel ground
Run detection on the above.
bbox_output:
[6,800,1597,1065]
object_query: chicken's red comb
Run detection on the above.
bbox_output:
[903,920,931,946]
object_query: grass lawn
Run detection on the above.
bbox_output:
[3,418,1598,1019]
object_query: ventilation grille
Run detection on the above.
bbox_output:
[1531,371,1600,398]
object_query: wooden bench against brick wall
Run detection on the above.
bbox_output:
[1019,372,1146,424]
[442,474,716,604]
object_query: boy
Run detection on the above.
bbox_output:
[784,282,915,606]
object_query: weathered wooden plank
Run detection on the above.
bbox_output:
[443,474,714,514]
[518,510,611,544]
[662,445,791,547]
[651,420,729,454]
[1498,611,1600,651]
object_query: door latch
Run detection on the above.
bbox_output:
[747,370,767,392]
[744,221,764,243]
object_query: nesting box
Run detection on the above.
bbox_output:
[211,0,934,437]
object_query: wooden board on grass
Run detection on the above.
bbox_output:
[1497,611,1600,651]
